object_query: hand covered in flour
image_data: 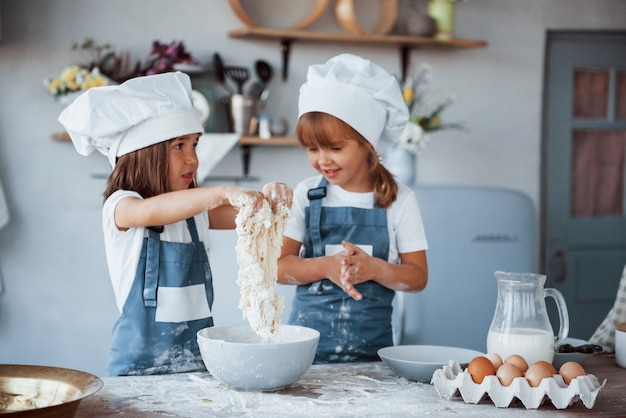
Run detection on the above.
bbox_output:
[262,182,293,212]
[339,241,378,300]
[223,186,266,211]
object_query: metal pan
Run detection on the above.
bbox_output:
[0,364,103,417]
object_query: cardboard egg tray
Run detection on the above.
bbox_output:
[431,361,606,409]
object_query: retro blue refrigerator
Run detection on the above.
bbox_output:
[394,186,539,352]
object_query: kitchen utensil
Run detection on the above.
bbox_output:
[227,94,260,135]
[247,81,265,98]
[378,345,483,383]
[227,0,330,30]
[553,337,598,369]
[224,66,249,95]
[556,343,603,354]
[487,271,570,366]
[254,60,273,85]
[197,324,319,391]
[212,53,233,95]
[0,364,103,416]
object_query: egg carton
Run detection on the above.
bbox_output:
[431,361,606,409]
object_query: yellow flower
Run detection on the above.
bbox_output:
[60,65,80,81]
[82,73,108,90]
[403,86,414,103]
[47,78,65,94]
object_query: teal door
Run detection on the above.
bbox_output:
[542,31,626,339]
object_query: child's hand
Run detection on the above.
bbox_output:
[339,241,379,300]
[224,186,265,211]
[262,182,293,212]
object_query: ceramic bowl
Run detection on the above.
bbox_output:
[197,324,319,391]
[553,337,596,369]
[0,364,103,417]
[378,345,484,383]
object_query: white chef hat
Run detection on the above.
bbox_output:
[298,53,408,150]
[58,72,203,167]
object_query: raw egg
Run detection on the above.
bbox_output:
[525,362,554,387]
[495,362,523,386]
[504,354,529,373]
[484,352,503,370]
[533,360,557,375]
[467,356,496,384]
[559,361,586,385]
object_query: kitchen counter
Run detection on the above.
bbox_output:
[76,355,625,417]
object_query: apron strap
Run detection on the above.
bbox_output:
[143,228,160,308]
[307,178,328,257]
[186,217,200,243]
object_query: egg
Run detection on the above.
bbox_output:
[525,362,555,387]
[467,356,496,384]
[484,352,503,370]
[559,361,586,385]
[533,360,557,375]
[504,354,529,373]
[495,362,523,386]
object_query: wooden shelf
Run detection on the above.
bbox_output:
[228,27,488,48]
[52,132,299,147]
[239,136,298,146]
[228,27,487,81]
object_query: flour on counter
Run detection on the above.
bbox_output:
[234,195,290,341]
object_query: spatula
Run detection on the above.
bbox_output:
[212,53,233,95]
[225,66,249,95]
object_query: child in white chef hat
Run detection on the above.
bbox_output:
[59,72,292,376]
[277,54,429,364]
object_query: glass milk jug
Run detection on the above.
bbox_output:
[487,271,569,365]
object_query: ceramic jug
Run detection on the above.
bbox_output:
[487,271,569,365]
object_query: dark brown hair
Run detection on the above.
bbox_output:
[103,139,197,201]
[296,112,398,208]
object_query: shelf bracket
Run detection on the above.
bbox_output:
[279,39,292,81]
[240,144,253,180]
[400,45,410,83]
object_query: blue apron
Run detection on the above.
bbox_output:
[107,217,214,376]
[288,178,394,363]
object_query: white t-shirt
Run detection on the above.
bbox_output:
[103,190,211,312]
[283,175,428,264]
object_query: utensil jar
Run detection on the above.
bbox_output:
[487,271,569,365]
[228,94,260,135]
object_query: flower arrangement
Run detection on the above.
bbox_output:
[45,64,110,97]
[399,63,463,154]
[44,39,198,99]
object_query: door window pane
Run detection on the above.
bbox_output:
[573,69,609,119]
[571,130,625,218]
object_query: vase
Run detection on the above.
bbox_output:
[427,0,455,40]
[385,144,417,186]
[394,1,437,37]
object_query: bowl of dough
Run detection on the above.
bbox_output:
[197,324,320,391]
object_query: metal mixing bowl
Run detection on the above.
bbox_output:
[197,324,319,391]
[0,364,103,417]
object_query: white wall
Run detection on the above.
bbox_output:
[0,0,624,376]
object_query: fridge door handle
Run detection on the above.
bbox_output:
[549,249,568,283]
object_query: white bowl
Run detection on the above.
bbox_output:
[553,337,596,369]
[197,324,319,391]
[378,345,484,383]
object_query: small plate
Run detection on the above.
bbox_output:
[173,63,209,74]
[553,337,595,369]
[378,345,484,383]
